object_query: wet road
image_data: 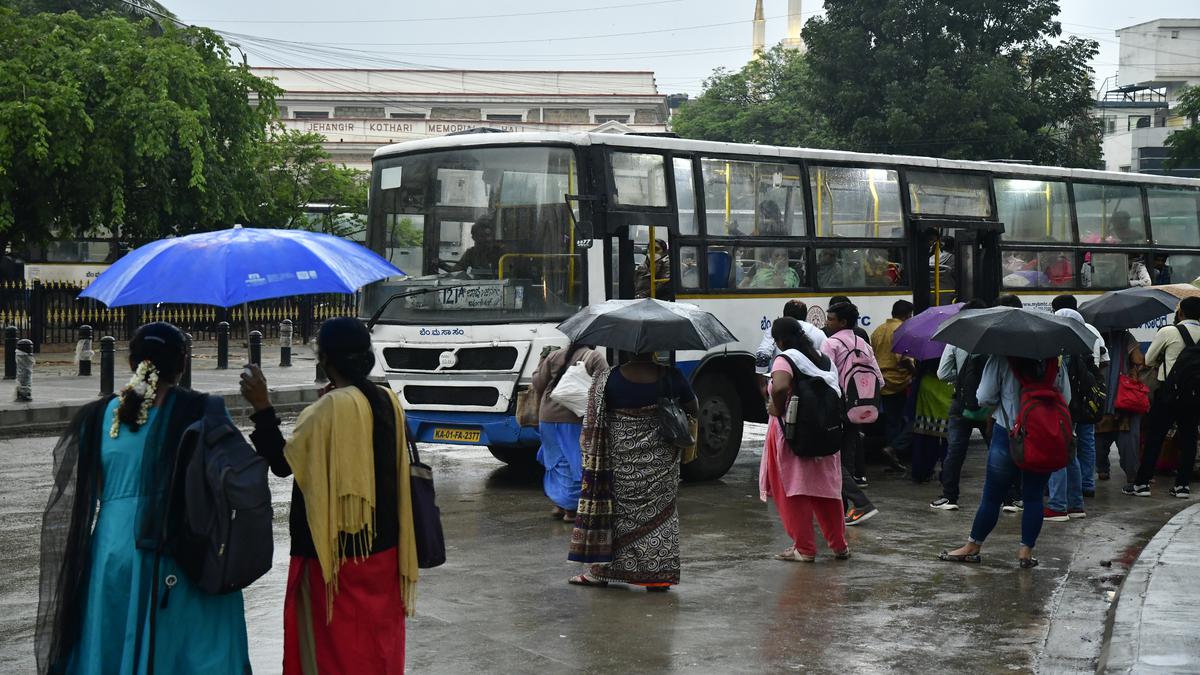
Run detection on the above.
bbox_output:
[1,425,1191,674]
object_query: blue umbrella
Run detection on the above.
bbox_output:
[80,225,403,307]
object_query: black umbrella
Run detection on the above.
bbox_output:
[931,307,1095,359]
[556,298,737,353]
[1079,287,1179,330]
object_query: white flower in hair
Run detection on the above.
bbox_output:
[110,360,161,439]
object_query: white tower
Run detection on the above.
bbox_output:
[752,0,766,58]
[784,0,805,52]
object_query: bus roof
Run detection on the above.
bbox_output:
[372,131,1200,189]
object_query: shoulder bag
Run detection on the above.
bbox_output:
[408,436,446,568]
[657,367,696,451]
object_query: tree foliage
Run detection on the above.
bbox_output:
[1165,85,1200,171]
[0,7,366,258]
[673,1,1102,168]
[251,129,369,237]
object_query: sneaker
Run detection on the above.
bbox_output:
[1122,484,1151,497]
[1169,486,1191,499]
[930,497,960,511]
[1002,499,1023,513]
[854,475,869,488]
[1068,509,1087,519]
[1043,508,1070,522]
[845,507,879,526]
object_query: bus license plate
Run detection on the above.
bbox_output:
[432,427,481,443]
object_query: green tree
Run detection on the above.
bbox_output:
[248,129,369,237]
[0,8,279,254]
[1165,85,1200,171]
[671,45,824,147]
[801,0,1101,167]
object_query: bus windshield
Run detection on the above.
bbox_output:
[363,145,583,324]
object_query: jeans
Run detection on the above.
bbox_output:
[841,426,874,511]
[969,425,1052,549]
[881,392,912,452]
[1096,416,1141,483]
[1136,391,1199,488]
[1076,423,1096,492]
[1047,456,1083,513]
[939,414,973,503]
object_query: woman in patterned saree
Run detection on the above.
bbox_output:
[567,352,698,591]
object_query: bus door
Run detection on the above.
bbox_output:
[601,150,680,301]
[912,218,1002,310]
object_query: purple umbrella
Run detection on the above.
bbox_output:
[891,303,965,361]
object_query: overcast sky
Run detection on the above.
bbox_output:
[167,0,1192,96]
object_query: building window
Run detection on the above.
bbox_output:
[594,114,630,124]
[293,111,330,119]
[334,106,385,118]
[390,112,426,119]
[485,114,523,122]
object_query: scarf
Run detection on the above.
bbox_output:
[569,367,615,563]
[285,386,418,619]
[778,348,841,395]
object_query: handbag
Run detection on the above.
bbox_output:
[658,367,696,450]
[407,437,446,569]
[681,416,700,464]
[515,387,539,427]
[549,360,593,417]
[1115,373,1150,415]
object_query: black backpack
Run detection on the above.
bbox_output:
[1066,353,1107,424]
[1160,325,1200,417]
[954,353,989,412]
[779,355,844,458]
[171,396,274,595]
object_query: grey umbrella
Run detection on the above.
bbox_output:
[931,307,1095,359]
[556,298,737,353]
[1079,287,1179,330]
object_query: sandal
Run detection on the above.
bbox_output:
[563,511,577,523]
[938,550,982,563]
[834,549,851,560]
[1018,557,1039,569]
[568,574,608,588]
[550,506,566,519]
[773,548,816,563]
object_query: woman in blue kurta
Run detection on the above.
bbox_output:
[36,323,250,674]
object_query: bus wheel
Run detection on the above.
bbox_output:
[682,373,743,482]
[487,444,539,468]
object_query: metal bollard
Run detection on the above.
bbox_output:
[77,325,94,377]
[4,326,16,380]
[280,319,293,367]
[249,330,262,367]
[216,321,230,370]
[181,333,193,389]
[100,336,116,396]
[15,338,33,402]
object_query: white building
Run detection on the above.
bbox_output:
[252,68,670,169]
[1097,19,1200,176]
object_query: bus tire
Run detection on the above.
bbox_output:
[682,373,743,482]
[487,444,539,467]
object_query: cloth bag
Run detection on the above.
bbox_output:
[1114,374,1150,415]
[549,361,592,417]
[515,388,539,427]
[407,438,446,568]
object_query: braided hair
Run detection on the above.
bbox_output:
[113,322,186,436]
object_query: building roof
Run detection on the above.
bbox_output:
[250,68,662,97]
[1116,18,1200,33]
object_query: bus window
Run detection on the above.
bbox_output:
[737,247,807,289]
[1075,183,1148,245]
[1002,249,1074,289]
[679,246,701,290]
[612,152,668,207]
[1080,251,1148,288]
[816,247,905,288]
[907,171,992,218]
[810,167,903,239]
[674,158,699,235]
[701,159,805,237]
[1157,254,1200,285]
[994,179,1072,243]
[1147,188,1200,247]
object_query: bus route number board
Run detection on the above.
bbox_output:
[432,427,482,443]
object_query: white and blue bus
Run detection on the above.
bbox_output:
[362,132,1200,480]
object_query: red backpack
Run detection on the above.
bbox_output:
[1005,358,1073,473]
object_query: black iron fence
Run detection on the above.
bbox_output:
[0,280,357,351]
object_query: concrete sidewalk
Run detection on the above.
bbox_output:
[1101,503,1200,673]
[0,344,324,436]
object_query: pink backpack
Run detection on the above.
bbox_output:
[831,334,882,424]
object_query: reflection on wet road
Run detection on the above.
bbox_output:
[0,424,1189,673]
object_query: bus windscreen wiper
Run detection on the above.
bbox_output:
[365,284,473,332]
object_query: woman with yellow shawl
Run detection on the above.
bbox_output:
[240,317,418,674]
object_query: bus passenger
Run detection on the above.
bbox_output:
[744,248,799,288]
[1045,253,1074,287]
[817,249,844,288]
[635,239,671,298]
[1108,210,1144,244]
[448,216,505,276]
[756,200,787,236]
[1128,253,1151,287]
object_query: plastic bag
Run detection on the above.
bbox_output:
[548,361,592,417]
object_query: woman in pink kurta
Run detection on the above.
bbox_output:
[760,318,849,562]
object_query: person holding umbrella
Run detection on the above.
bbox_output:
[929,299,990,510]
[559,299,734,590]
[934,307,1089,568]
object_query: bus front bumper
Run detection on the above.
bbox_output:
[405,410,541,447]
